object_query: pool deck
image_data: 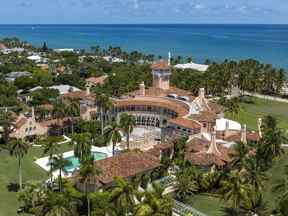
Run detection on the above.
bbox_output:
[35,145,114,180]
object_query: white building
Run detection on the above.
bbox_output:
[5,71,32,82]
[174,62,209,72]
[1,47,25,54]
[29,85,81,95]
[54,48,74,53]
[103,56,124,63]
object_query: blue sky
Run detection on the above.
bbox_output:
[1,0,288,24]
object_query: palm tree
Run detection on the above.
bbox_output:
[42,137,60,183]
[272,166,288,203]
[134,184,173,216]
[258,116,286,165]
[18,181,47,213]
[239,192,269,216]
[71,133,92,163]
[176,166,199,201]
[79,157,101,216]
[91,192,118,216]
[220,170,251,209]
[35,191,77,216]
[120,113,136,150]
[0,109,15,144]
[50,155,71,191]
[65,99,80,135]
[9,138,29,190]
[230,142,249,170]
[104,121,122,155]
[109,177,136,215]
[52,99,66,127]
[95,92,112,135]
[243,156,268,194]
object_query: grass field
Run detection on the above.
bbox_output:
[0,143,72,216]
[225,96,288,130]
[186,194,224,216]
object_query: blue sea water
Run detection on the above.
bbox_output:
[0,24,288,69]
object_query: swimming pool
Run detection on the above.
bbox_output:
[64,151,107,173]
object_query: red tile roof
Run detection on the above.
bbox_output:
[93,151,161,185]
[15,117,28,129]
[61,91,95,101]
[184,137,233,167]
[225,132,260,142]
[151,60,170,70]
[168,118,202,130]
[113,96,190,117]
[86,75,107,85]
[39,117,72,127]
[129,86,195,101]
[190,111,217,123]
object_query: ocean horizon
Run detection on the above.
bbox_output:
[0,24,288,69]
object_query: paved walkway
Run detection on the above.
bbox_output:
[32,135,71,147]
[243,91,288,103]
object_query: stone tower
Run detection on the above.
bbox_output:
[151,60,171,90]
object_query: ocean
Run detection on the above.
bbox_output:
[0,24,288,69]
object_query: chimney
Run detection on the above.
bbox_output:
[241,124,247,144]
[139,81,145,96]
[31,107,35,120]
[86,85,90,96]
[225,120,229,137]
[159,149,163,161]
[257,118,262,138]
[199,88,205,98]
[207,128,221,155]
[168,51,171,66]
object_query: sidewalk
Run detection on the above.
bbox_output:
[243,91,288,103]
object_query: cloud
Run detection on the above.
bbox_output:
[79,0,93,8]
[19,1,32,7]
[193,4,205,10]
[133,0,139,9]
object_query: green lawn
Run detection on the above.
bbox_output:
[186,194,225,216]
[0,143,72,216]
[225,96,288,130]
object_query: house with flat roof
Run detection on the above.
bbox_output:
[5,71,32,82]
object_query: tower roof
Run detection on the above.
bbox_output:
[151,60,170,70]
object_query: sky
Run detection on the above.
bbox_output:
[1,0,288,24]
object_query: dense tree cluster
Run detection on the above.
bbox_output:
[172,59,286,97]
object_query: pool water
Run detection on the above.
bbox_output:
[64,151,107,172]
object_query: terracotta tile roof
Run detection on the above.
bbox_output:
[39,117,72,127]
[168,118,202,130]
[113,97,190,117]
[185,138,209,153]
[93,151,161,185]
[186,152,227,167]
[61,91,95,101]
[15,117,28,129]
[129,86,195,101]
[225,132,260,142]
[86,75,107,85]
[208,102,224,114]
[0,43,7,50]
[37,104,54,111]
[184,137,233,167]
[151,60,170,70]
[190,111,217,123]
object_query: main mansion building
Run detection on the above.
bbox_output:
[11,60,261,188]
